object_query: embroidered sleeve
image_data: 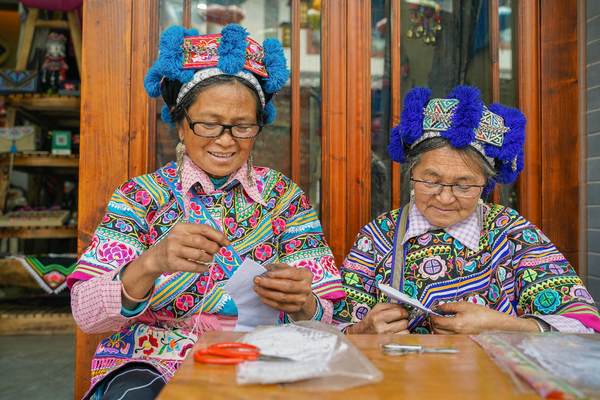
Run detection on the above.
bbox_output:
[272,177,345,323]
[332,220,385,327]
[504,209,600,332]
[68,177,163,332]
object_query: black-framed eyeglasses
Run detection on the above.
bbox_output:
[411,178,485,198]
[184,109,262,139]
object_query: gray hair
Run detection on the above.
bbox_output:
[404,136,497,182]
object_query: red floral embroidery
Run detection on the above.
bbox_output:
[138,335,158,355]
[249,209,260,228]
[287,204,296,216]
[135,190,151,206]
[285,239,302,254]
[272,218,286,235]
[255,244,273,261]
[296,259,322,282]
[224,217,237,233]
[157,309,175,318]
[196,276,213,294]
[175,294,194,311]
[210,265,225,280]
[147,210,156,223]
[320,255,338,275]
[165,167,177,177]
[275,181,285,195]
[121,182,136,194]
[218,248,234,262]
[300,195,310,210]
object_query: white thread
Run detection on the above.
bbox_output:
[104,367,163,394]
[116,376,165,400]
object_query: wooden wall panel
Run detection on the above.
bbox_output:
[539,0,579,270]
[129,1,158,177]
[76,1,134,399]
[321,0,348,265]
[516,1,541,228]
[346,0,371,255]
[391,0,401,210]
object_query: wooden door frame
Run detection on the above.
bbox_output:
[517,0,579,271]
[321,0,372,265]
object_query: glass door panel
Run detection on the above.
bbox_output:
[394,0,492,207]
[498,0,518,209]
[299,0,323,214]
[371,0,393,219]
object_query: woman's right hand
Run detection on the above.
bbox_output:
[143,222,230,276]
[347,303,410,334]
[120,222,229,307]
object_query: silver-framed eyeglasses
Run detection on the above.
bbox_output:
[411,178,485,198]
[184,109,262,139]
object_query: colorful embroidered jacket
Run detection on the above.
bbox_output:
[68,161,345,398]
[332,204,600,333]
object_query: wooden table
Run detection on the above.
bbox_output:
[157,332,542,400]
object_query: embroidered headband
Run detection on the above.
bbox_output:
[177,69,265,107]
[144,24,290,126]
[388,86,527,195]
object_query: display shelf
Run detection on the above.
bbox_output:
[0,153,79,168]
[0,226,77,239]
[0,258,39,289]
[5,94,80,129]
[6,93,80,112]
[0,303,75,335]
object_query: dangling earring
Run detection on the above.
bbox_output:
[247,154,255,186]
[476,198,485,231]
[409,189,415,209]
[175,141,186,183]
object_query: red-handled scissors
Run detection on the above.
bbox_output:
[193,342,293,365]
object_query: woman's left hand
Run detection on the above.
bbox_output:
[429,301,540,334]
[253,263,316,320]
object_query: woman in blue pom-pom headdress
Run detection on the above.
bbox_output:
[333,85,600,336]
[68,25,345,399]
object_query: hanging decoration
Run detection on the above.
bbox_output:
[406,0,442,46]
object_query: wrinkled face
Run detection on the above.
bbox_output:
[411,146,486,228]
[178,82,258,179]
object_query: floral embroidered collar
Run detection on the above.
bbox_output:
[180,154,268,217]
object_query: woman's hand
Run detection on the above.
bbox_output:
[120,222,229,308]
[253,263,316,320]
[429,301,540,334]
[347,303,410,334]
[141,222,230,276]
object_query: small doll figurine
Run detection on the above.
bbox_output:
[41,32,69,94]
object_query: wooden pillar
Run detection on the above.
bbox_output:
[76,1,134,398]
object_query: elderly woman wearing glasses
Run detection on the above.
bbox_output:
[334,86,600,335]
[67,25,344,399]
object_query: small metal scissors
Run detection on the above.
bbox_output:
[380,343,459,355]
[194,342,294,365]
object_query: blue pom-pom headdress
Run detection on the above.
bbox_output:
[144,24,290,126]
[388,85,527,194]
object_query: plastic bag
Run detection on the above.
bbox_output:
[472,332,600,400]
[236,320,383,391]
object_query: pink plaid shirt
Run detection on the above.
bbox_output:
[402,203,481,252]
[400,205,594,333]
[181,154,267,220]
